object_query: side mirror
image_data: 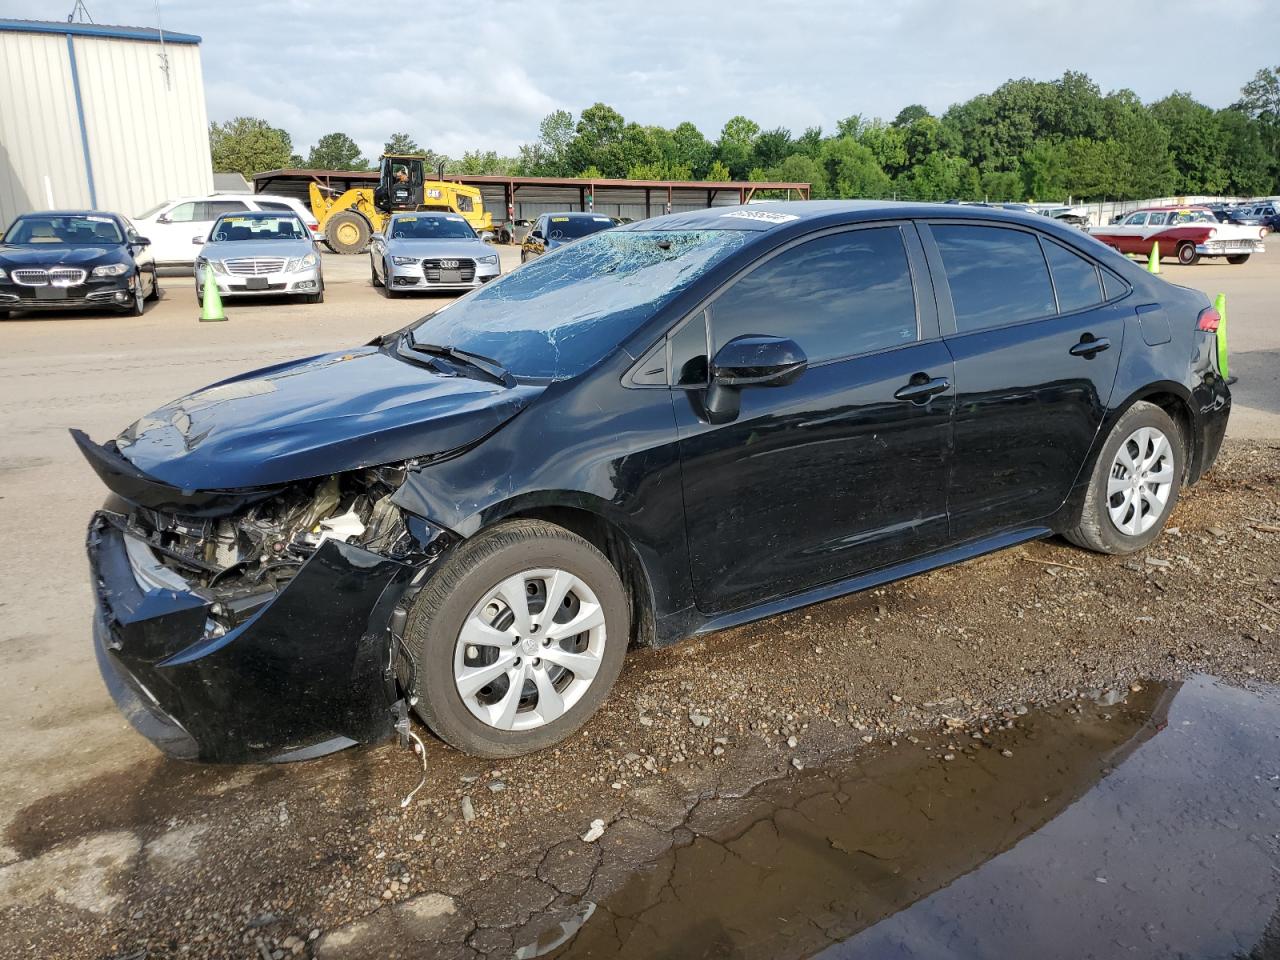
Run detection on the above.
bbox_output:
[191,235,206,244]
[529,231,543,242]
[132,236,151,248]
[704,335,807,423]
[370,232,384,243]
[156,215,171,225]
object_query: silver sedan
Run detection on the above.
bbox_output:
[194,212,324,304]
[369,213,500,297]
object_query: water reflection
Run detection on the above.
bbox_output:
[542,676,1280,959]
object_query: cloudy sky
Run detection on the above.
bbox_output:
[7,0,1274,160]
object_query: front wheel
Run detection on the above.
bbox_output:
[125,277,146,316]
[1177,242,1199,266]
[1065,401,1184,555]
[303,282,324,304]
[1227,254,1251,265]
[404,520,630,758]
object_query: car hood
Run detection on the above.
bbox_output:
[0,244,123,265]
[109,346,542,490]
[200,238,316,260]
[385,238,491,259]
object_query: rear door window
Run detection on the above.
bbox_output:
[1146,212,1169,226]
[199,200,250,219]
[710,226,919,364]
[1123,213,1147,226]
[1042,239,1102,313]
[931,224,1057,332]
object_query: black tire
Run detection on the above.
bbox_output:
[325,212,371,255]
[1176,242,1199,266]
[1227,254,1251,265]
[145,267,161,301]
[0,310,10,320]
[1065,401,1184,555]
[304,282,324,304]
[404,519,630,758]
[125,275,146,315]
[370,257,383,287]
[499,229,511,244]
[384,261,402,298]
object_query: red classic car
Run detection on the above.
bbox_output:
[1088,206,1266,265]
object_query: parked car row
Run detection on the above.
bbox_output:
[77,199,1231,763]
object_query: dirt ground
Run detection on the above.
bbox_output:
[0,246,1277,959]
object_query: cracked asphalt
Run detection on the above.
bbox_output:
[0,251,1277,958]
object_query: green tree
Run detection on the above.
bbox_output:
[704,160,731,182]
[1150,93,1226,193]
[383,132,421,156]
[753,127,794,169]
[672,121,714,178]
[820,137,891,198]
[1234,65,1280,188]
[307,132,367,170]
[537,109,576,175]
[774,153,829,198]
[1216,108,1272,195]
[447,150,516,175]
[857,120,908,177]
[568,103,627,177]
[716,115,760,179]
[794,126,824,159]
[209,117,295,176]
[892,104,930,128]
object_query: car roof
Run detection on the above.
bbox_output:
[1140,205,1212,212]
[212,210,303,220]
[14,209,123,218]
[541,211,613,219]
[619,199,1061,233]
[390,211,463,219]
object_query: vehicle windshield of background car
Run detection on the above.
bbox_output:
[209,215,307,242]
[390,215,476,240]
[3,214,123,245]
[410,229,750,380]
[546,216,615,240]
[1169,210,1217,225]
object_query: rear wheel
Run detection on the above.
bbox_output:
[1065,401,1183,555]
[1227,254,1251,265]
[405,520,629,758]
[1177,242,1199,266]
[324,212,370,255]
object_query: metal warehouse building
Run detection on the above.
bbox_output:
[0,18,213,228]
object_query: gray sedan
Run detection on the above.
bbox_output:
[369,213,500,297]
[194,212,324,304]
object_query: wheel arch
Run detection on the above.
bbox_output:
[1105,382,1198,483]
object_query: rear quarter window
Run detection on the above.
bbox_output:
[1042,239,1102,313]
[931,224,1057,332]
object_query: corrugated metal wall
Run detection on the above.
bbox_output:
[0,28,213,229]
[0,31,86,224]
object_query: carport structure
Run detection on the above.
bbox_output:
[251,169,810,224]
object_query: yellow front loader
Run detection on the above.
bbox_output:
[309,154,492,254]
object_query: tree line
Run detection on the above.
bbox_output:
[211,66,1280,202]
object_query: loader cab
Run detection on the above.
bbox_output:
[374,155,425,212]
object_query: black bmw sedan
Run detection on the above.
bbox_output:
[75,201,1230,763]
[0,210,159,318]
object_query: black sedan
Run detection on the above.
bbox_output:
[520,211,616,262]
[0,211,159,318]
[75,201,1230,763]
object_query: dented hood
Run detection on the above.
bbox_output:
[109,346,541,489]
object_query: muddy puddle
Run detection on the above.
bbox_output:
[521,675,1280,959]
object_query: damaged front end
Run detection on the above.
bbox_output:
[78,432,455,763]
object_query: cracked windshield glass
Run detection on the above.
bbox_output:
[409,230,749,379]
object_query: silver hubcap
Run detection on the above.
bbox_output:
[1107,426,1175,536]
[453,568,606,731]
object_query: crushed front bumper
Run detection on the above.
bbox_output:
[88,511,420,763]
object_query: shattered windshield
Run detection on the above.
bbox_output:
[408,230,750,380]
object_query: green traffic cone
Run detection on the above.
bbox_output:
[1147,242,1160,274]
[1214,292,1229,379]
[199,265,226,322]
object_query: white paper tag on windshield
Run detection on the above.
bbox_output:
[720,210,799,224]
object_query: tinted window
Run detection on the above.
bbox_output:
[933,225,1056,332]
[390,215,476,239]
[547,216,615,240]
[409,230,750,380]
[711,227,918,364]
[201,200,249,219]
[1101,269,1127,301]
[670,311,709,386]
[1042,240,1102,313]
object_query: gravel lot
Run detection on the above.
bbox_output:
[0,246,1277,958]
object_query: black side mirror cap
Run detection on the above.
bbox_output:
[711,335,807,388]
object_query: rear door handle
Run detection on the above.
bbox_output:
[894,374,951,403]
[1070,335,1111,358]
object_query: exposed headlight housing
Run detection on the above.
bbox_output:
[92,263,130,277]
[392,256,421,266]
[478,255,498,265]
[285,252,319,272]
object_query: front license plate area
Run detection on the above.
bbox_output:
[439,270,462,284]
[245,277,269,290]
[35,286,68,300]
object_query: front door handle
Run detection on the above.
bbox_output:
[1070,335,1111,359]
[894,374,951,404]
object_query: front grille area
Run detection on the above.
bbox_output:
[223,258,286,276]
[422,258,475,283]
[12,267,88,287]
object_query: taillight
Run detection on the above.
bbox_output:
[1197,306,1220,332]
[309,223,320,231]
